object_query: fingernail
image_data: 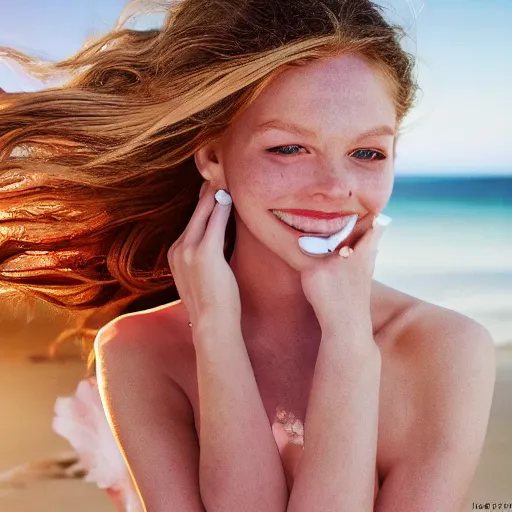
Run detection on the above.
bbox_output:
[214,189,232,206]
[338,246,353,258]
[372,213,392,228]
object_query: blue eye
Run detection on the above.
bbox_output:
[267,145,305,156]
[267,145,386,161]
[351,149,387,161]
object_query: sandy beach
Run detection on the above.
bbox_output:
[1,301,511,512]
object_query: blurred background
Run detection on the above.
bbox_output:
[1,1,510,511]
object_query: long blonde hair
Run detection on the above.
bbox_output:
[0,0,419,375]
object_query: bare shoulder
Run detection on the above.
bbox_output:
[402,299,496,433]
[396,298,497,371]
[95,299,192,379]
[93,301,206,511]
[390,297,497,408]
[375,299,497,509]
[372,276,496,363]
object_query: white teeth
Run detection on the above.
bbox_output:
[326,214,359,251]
[272,210,353,235]
[298,214,358,255]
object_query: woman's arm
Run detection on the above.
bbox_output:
[287,319,381,512]
[95,320,208,512]
[96,314,288,512]
[193,317,289,512]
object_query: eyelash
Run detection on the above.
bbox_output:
[267,145,387,162]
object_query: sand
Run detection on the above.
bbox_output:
[1,304,511,512]
[0,362,113,512]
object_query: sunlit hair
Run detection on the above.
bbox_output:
[0,0,420,375]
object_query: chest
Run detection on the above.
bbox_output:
[175,329,415,498]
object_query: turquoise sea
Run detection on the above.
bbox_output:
[375,175,512,347]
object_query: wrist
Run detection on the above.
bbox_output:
[320,310,373,337]
[320,318,378,355]
[192,314,242,344]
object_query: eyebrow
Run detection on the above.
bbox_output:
[255,119,396,142]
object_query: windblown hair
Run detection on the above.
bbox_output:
[0,0,419,376]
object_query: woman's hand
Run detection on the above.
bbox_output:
[299,213,389,337]
[167,181,241,331]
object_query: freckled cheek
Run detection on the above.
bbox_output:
[229,161,292,202]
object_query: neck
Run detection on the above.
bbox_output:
[228,221,322,356]
[226,219,392,360]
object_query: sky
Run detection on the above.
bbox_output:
[0,0,510,176]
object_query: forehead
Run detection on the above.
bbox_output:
[231,54,396,136]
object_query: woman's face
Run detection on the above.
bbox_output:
[216,53,397,270]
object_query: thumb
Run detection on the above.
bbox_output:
[355,213,392,254]
[373,224,388,251]
[371,213,392,251]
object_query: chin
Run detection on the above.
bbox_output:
[270,239,331,272]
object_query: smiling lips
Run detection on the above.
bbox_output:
[273,208,357,219]
[272,209,358,236]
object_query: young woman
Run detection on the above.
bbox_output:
[0,0,496,511]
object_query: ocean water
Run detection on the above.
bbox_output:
[374,175,512,347]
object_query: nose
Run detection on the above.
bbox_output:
[309,167,355,201]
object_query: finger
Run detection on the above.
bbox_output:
[180,181,217,246]
[338,246,354,258]
[331,212,373,253]
[353,219,388,255]
[173,181,209,244]
[198,180,208,199]
[201,197,232,252]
